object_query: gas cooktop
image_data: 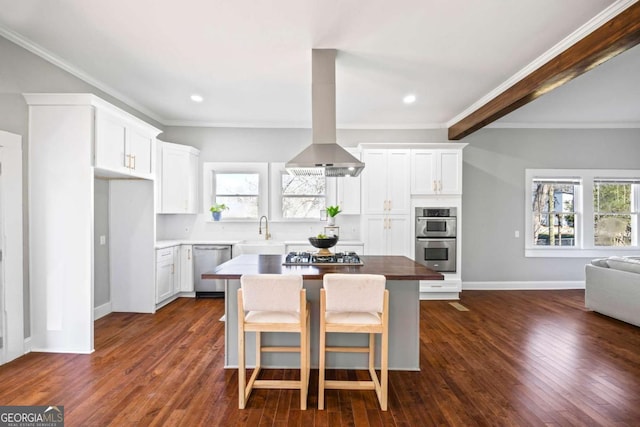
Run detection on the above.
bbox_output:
[283,251,364,266]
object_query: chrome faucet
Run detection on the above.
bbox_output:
[259,215,271,240]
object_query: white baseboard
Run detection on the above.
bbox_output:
[23,337,31,354]
[462,281,585,290]
[30,347,94,354]
[94,302,112,320]
[420,292,460,301]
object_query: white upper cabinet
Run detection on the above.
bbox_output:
[95,110,128,175]
[362,149,410,215]
[127,126,154,176]
[158,141,200,214]
[411,147,464,195]
[95,108,157,180]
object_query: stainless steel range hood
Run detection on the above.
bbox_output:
[285,49,365,177]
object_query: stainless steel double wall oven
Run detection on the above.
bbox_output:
[415,207,457,272]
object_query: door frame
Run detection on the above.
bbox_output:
[0,130,24,364]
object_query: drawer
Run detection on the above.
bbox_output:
[420,280,461,293]
[156,247,175,261]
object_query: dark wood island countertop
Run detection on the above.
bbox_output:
[202,254,444,281]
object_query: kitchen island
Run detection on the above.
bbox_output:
[203,254,443,370]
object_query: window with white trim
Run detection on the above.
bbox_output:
[202,163,268,219]
[215,172,260,218]
[270,163,330,220]
[281,174,326,219]
[531,178,580,247]
[593,178,639,247]
[525,169,640,257]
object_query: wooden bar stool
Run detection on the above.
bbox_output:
[237,274,310,410]
[318,273,389,410]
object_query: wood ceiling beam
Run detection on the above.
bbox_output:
[448,2,640,140]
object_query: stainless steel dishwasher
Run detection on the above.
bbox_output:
[194,245,232,298]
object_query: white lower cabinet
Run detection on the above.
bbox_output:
[156,246,179,304]
[180,245,194,292]
[363,215,410,256]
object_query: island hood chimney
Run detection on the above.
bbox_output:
[285,49,365,177]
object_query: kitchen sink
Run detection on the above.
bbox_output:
[234,240,286,255]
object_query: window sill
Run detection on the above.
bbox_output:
[205,218,327,224]
[525,247,640,258]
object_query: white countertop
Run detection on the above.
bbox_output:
[155,239,364,249]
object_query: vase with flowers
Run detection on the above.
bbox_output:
[209,203,229,221]
[326,205,341,226]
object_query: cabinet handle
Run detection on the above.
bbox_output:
[131,154,136,170]
[188,249,191,260]
[388,200,392,211]
[125,154,131,168]
[438,180,442,192]
[432,180,437,192]
[171,264,175,274]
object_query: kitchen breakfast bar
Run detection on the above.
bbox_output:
[202,254,443,370]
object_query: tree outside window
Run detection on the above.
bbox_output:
[532,180,577,246]
[281,174,326,219]
[594,180,638,246]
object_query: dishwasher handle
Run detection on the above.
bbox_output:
[194,246,230,251]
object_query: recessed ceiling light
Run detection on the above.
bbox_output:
[403,94,416,104]
[190,94,204,103]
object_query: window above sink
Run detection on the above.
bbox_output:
[203,162,335,222]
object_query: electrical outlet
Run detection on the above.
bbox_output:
[514,230,520,238]
[99,235,106,245]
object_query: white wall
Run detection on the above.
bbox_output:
[157,126,448,243]
[161,125,640,286]
[461,128,640,285]
[94,179,110,307]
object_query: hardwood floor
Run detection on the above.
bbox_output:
[1,290,639,426]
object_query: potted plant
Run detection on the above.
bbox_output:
[326,205,341,226]
[209,203,229,221]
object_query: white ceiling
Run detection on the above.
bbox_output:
[1,0,637,130]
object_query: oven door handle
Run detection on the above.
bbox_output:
[416,237,457,241]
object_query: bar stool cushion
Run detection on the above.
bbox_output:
[323,274,386,313]
[241,274,302,312]
[325,311,381,325]
[245,310,300,324]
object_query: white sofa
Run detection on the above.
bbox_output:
[585,256,640,327]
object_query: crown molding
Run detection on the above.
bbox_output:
[162,119,447,130]
[487,121,640,129]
